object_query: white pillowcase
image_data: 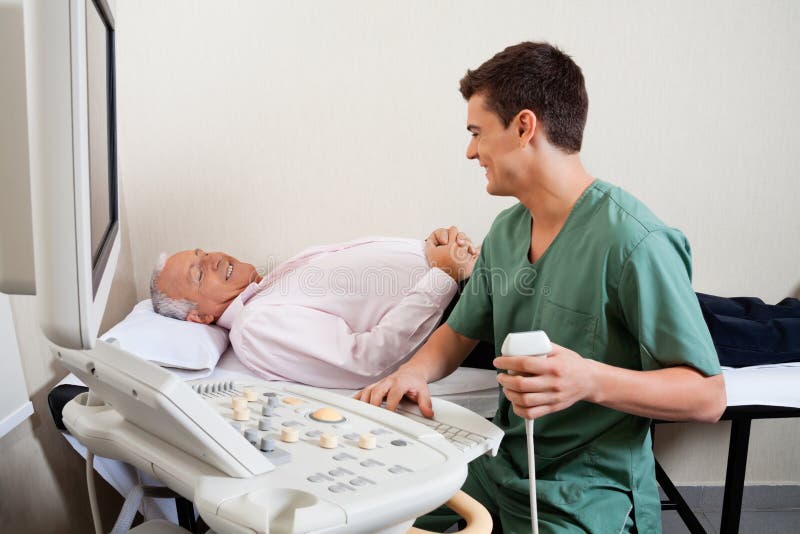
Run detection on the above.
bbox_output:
[101,299,229,379]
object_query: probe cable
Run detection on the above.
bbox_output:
[526,418,539,534]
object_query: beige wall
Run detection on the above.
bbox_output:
[2,1,799,531]
[114,0,800,485]
[116,0,800,306]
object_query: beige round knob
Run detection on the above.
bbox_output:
[231,396,248,410]
[281,426,300,443]
[320,432,338,449]
[232,407,250,421]
[282,397,304,406]
[310,407,345,423]
[243,388,258,402]
[358,433,376,450]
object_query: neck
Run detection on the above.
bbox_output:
[516,151,594,230]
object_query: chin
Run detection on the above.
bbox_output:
[486,184,513,198]
[243,266,259,284]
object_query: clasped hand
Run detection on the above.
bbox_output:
[424,226,479,282]
[494,342,597,420]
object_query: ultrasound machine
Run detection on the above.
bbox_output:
[0,2,503,532]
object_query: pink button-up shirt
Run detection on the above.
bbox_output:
[217,237,458,388]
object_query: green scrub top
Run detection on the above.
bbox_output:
[446,179,721,533]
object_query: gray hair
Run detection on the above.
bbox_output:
[150,252,198,320]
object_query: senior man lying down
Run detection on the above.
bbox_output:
[150,227,478,388]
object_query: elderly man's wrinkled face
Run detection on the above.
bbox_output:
[157,249,261,324]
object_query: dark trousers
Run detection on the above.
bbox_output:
[439,281,497,370]
[697,292,800,367]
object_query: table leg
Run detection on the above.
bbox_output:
[720,418,752,534]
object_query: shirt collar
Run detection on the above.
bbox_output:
[216,281,261,330]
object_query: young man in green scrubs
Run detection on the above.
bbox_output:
[356,42,726,533]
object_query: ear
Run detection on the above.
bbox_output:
[186,310,215,324]
[516,109,537,147]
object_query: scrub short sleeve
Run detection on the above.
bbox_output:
[619,230,721,376]
[446,249,494,343]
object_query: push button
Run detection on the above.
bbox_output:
[281,420,303,427]
[358,434,377,450]
[258,417,272,431]
[232,408,250,421]
[388,465,413,474]
[281,427,299,443]
[328,483,354,493]
[307,473,333,483]
[244,429,259,445]
[320,433,338,449]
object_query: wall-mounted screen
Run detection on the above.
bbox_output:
[86,0,118,296]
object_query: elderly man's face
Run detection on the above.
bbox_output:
[157,249,260,324]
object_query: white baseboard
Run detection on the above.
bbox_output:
[0,400,34,439]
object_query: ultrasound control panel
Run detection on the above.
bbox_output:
[187,379,490,532]
[191,380,501,493]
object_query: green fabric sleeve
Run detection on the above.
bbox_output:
[446,248,494,344]
[619,230,721,376]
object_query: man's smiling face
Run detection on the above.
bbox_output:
[465,93,526,196]
[156,249,260,323]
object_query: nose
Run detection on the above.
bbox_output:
[203,252,224,271]
[466,137,478,160]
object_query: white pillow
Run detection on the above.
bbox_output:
[101,299,229,379]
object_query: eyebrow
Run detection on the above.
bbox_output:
[467,125,481,133]
[188,250,203,283]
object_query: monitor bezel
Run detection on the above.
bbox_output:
[87,0,119,296]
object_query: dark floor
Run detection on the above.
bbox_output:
[662,485,800,533]
[442,486,800,533]
[662,509,800,533]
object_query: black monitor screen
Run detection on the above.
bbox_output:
[86,0,118,295]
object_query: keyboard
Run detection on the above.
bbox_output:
[191,380,503,465]
[395,398,503,462]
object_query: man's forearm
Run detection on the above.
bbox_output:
[404,323,478,383]
[587,362,727,423]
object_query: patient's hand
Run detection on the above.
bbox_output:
[426,226,478,255]
[426,241,478,282]
[425,226,479,282]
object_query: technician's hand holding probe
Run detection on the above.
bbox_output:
[496,331,553,534]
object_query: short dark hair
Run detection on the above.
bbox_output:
[460,42,588,153]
